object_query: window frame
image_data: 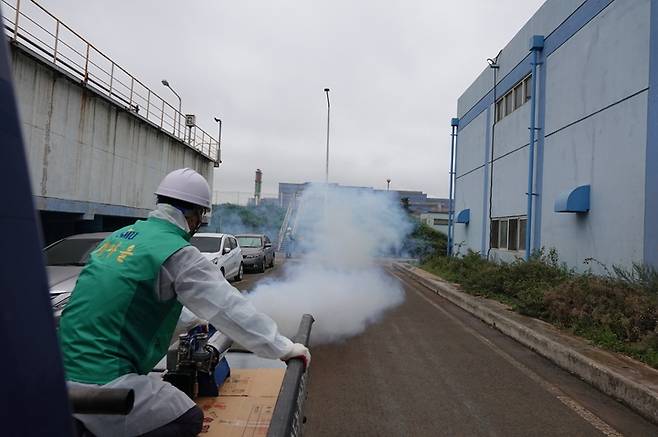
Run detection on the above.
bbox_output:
[490,216,527,252]
[494,74,532,123]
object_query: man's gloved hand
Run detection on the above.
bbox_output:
[281,343,311,370]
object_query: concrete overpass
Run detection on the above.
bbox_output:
[3,0,220,243]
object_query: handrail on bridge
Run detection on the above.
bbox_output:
[1,0,220,164]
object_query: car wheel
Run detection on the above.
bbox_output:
[234,263,244,282]
[257,258,265,273]
[269,255,275,268]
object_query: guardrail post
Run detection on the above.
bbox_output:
[160,101,165,128]
[83,44,90,83]
[146,90,151,118]
[108,63,114,97]
[53,20,60,63]
[128,77,134,107]
[13,0,21,40]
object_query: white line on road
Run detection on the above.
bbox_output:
[390,270,624,437]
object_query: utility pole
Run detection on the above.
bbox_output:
[161,79,182,137]
[214,117,222,165]
[324,88,330,184]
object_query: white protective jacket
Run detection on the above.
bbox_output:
[71,204,292,436]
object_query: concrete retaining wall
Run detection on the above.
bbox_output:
[11,43,213,218]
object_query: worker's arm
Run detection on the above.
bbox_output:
[158,246,294,359]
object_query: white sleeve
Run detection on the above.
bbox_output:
[163,246,293,359]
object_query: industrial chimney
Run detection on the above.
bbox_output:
[254,169,262,206]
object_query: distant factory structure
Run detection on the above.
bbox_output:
[278,182,448,216]
[449,0,657,270]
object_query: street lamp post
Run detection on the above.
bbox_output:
[161,79,182,138]
[386,179,391,191]
[214,117,222,165]
[324,88,330,184]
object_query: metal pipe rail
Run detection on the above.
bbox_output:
[1,0,220,163]
[267,314,314,437]
[68,387,134,415]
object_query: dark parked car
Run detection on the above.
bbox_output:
[236,234,275,273]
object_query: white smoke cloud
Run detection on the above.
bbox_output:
[248,184,412,344]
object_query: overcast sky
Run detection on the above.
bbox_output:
[43,0,544,200]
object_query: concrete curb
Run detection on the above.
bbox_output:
[392,262,658,425]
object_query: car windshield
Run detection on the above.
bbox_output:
[237,236,262,248]
[45,238,104,266]
[190,236,222,253]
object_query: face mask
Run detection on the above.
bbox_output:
[187,209,208,237]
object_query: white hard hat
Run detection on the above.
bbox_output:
[155,168,211,209]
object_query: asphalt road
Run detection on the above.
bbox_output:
[237,259,658,436]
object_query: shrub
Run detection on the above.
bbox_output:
[403,222,447,262]
[544,277,658,343]
[420,249,658,369]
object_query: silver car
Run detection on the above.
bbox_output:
[45,232,109,324]
[236,234,275,273]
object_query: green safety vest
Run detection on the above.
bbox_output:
[58,217,190,384]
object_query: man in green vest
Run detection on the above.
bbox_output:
[59,168,310,436]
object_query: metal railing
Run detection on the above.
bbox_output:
[267,314,314,437]
[1,0,219,163]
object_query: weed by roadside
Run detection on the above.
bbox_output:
[421,250,658,369]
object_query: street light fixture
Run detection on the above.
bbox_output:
[161,79,182,138]
[324,88,330,184]
[213,117,222,165]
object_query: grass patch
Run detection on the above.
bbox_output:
[421,250,658,369]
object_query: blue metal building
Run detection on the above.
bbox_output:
[450,0,658,271]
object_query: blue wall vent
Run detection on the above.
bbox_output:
[456,208,470,224]
[554,185,590,213]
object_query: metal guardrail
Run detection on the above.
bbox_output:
[277,197,296,251]
[1,0,220,163]
[267,314,314,437]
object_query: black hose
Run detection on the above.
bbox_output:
[487,55,500,260]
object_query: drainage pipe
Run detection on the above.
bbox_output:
[525,35,544,260]
[448,118,459,256]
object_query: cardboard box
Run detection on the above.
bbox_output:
[196,368,285,437]
[219,368,285,398]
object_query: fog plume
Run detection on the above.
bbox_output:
[248,184,412,344]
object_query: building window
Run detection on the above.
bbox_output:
[490,216,526,252]
[495,75,532,122]
[519,218,527,251]
[508,218,518,250]
[514,83,523,109]
[499,220,508,249]
[524,77,532,102]
[504,93,513,117]
[490,220,500,249]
